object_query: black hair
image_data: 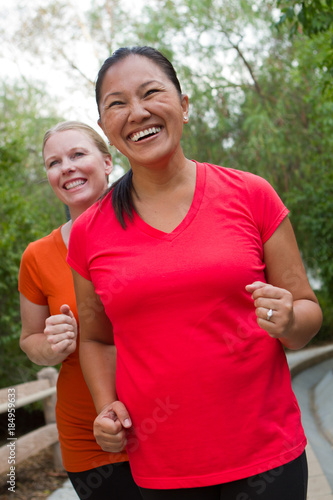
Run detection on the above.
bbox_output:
[95,46,182,229]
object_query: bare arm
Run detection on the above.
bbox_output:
[72,269,131,452]
[19,294,77,366]
[246,217,323,350]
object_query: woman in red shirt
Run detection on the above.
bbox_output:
[68,48,322,500]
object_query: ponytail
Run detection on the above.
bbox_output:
[101,169,135,229]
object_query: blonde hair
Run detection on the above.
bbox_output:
[42,121,110,161]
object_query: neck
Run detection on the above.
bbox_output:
[61,203,94,249]
[69,205,89,223]
[61,220,72,249]
[131,155,194,199]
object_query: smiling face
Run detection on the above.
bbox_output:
[97,54,189,170]
[43,129,112,215]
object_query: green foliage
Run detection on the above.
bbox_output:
[286,161,333,293]
[275,0,333,96]
[0,81,65,387]
[276,0,333,36]
[315,289,333,342]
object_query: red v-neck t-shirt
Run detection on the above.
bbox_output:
[67,162,306,489]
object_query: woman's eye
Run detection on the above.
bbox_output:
[107,100,123,108]
[145,88,159,97]
[48,160,59,168]
[73,152,84,158]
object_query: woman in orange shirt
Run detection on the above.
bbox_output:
[19,121,141,500]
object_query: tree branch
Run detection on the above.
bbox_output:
[220,29,263,97]
[58,48,94,86]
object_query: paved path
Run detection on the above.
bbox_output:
[49,344,333,499]
[47,479,77,500]
[289,351,333,499]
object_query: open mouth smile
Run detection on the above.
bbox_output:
[64,179,87,190]
[129,127,161,142]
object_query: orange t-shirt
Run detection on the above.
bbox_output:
[18,226,128,472]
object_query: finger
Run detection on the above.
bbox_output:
[44,323,75,336]
[253,296,280,310]
[45,314,75,327]
[94,429,127,453]
[111,401,132,428]
[251,285,283,302]
[99,402,132,429]
[245,281,267,293]
[60,303,70,315]
[50,338,75,353]
[60,304,75,319]
[255,306,275,322]
[46,331,75,344]
[97,413,123,433]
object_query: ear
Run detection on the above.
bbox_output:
[104,155,113,175]
[181,94,189,123]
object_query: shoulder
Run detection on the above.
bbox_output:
[203,162,269,184]
[19,227,64,295]
[199,162,276,195]
[22,227,62,260]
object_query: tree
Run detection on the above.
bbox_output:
[275,0,333,95]
[0,81,65,386]
[1,0,277,167]
[276,0,333,36]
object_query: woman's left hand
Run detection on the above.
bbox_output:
[245,281,294,340]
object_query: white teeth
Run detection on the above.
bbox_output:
[130,127,161,142]
[64,179,86,190]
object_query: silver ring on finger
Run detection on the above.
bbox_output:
[266,308,273,321]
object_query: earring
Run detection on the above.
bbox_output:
[183,114,189,123]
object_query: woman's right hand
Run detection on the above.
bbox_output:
[44,304,77,355]
[94,401,132,453]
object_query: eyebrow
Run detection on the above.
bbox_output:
[102,80,164,104]
[45,147,90,162]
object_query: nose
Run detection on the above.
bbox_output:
[61,158,75,173]
[128,99,151,123]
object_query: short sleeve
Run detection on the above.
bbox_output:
[67,214,91,281]
[245,173,289,243]
[18,245,48,305]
